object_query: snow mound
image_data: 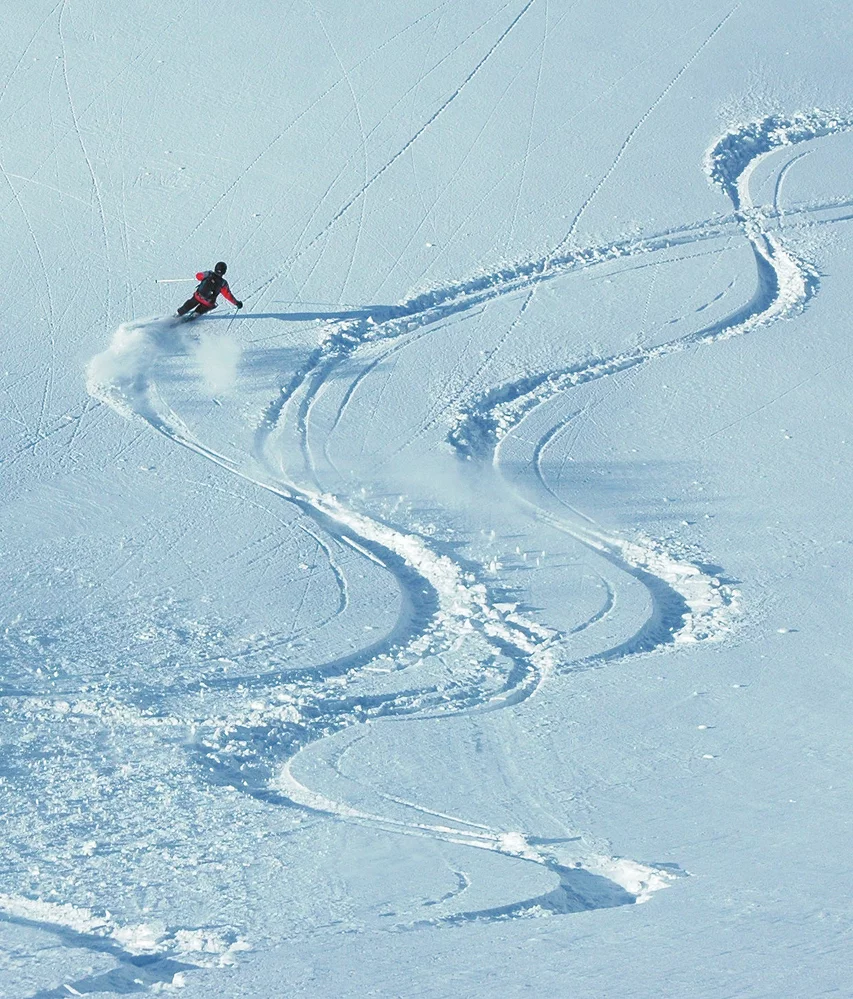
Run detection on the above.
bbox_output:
[0,892,251,967]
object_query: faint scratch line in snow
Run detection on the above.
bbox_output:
[0,1,63,109]
[377,791,494,831]
[555,2,741,251]
[637,259,659,346]
[58,0,111,320]
[183,0,457,245]
[303,0,369,300]
[0,161,57,441]
[505,0,549,251]
[694,350,853,445]
[296,523,350,619]
[532,415,597,525]
[250,0,537,299]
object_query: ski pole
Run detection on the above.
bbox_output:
[155,278,195,284]
[226,302,242,335]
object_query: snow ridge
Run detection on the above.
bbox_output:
[447,112,850,647]
[88,321,552,707]
[704,110,853,210]
[273,765,675,925]
[0,893,250,993]
[450,112,849,457]
[87,318,563,834]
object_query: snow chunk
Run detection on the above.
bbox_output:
[0,894,107,934]
[112,921,168,954]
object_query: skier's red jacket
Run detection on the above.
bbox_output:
[193,271,238,307]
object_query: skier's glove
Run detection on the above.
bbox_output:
[236,301,243,309]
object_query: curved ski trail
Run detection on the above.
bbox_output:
[85,112,852,932]
[451,112,852,650]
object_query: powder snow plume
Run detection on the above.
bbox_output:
[85,317,174,416]
[192,329,243,396]
[86,317,242,415]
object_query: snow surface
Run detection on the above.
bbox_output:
[1,1,852,996]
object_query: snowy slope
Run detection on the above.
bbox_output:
[1,2,852,996]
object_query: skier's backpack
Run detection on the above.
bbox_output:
[197,270,223,303]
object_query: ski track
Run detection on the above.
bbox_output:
[772,149,811,219]
[78,112,853,969]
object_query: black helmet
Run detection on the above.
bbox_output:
[214,261,227,275]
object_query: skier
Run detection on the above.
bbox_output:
[176,262,243,318]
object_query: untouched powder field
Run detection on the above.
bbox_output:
[1,2,851,996]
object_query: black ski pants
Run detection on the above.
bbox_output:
[177,297,215,316]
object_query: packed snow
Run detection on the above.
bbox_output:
[1,1,851,996]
